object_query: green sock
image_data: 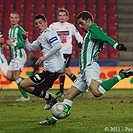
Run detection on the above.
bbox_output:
[130,77,133,84]
[100,72,126,91]
[16,77,29,98]
[18,86,29,98]
[49,117,57,123]
[64,104,71,112]
[119,72,126,79]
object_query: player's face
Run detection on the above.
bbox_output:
[77,18,92,32]
[34,18,47,33]
[10,13,20,27]
[58,12,68,23]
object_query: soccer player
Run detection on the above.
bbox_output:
[39,11,133,125]
[6,12,30,101]
[49,8,83,98]
[0,32,8,77]
[16,14,64,109]
[0,32,8,90]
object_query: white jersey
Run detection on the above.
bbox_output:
[49,22,83,54]
[25,28,64,73]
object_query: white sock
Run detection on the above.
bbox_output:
[116,75,121,81]
[16,78,22,84]
[98,85,106,94]
[63,99,73,107]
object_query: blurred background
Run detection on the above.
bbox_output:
[0,0,133,66]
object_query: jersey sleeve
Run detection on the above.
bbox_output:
[90,24,118,48]
[25,38,41,52]
[49,23,55,31]
[45,30,61,46]
[71,24,83,43]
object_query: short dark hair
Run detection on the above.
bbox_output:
[34,14,47,22]
[10,11,20,18]
[77,11,94,22]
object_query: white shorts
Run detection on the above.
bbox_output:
[72,62,102,92]
[8,58,26,71]
[0,62,8,76]
[0,54,8,76]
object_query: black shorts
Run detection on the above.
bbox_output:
[63,54,71,68]
[30,70,60,89]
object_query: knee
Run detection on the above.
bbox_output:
[20,81,26,89]
[64,87,80,100]
[6,75,13,81]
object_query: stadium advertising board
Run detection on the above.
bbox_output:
[0,67,133,89]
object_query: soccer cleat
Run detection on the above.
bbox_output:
[66,111,70,117]
[15,96,30,101]
[119,68,133,78]
[44,96,58,110]
[54,91,64,98]
[39,119,56,125]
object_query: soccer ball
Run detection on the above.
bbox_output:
[52,102,69,119]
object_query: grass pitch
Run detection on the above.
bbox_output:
[0,89,133,133]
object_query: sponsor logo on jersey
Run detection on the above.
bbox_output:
[57,31,69,36]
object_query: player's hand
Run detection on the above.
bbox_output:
[6,39,14,46]
[0,37,4,45]
[22,32,28,40]
[78,42,82,48]
[116,43,127,51]
[35,56,46,65]
[2,44,8,48]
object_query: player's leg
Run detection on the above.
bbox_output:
[39,73,87,125]
[19,76,57,105]
[20,71,59,109]
[54,72,65,98]
[11,58,29,101]
[64,54,77,82]
[90,68,133,97]
[39,85,82,125]
[0,54,8,77]
[13,71,30,101]
[55,54,77,98]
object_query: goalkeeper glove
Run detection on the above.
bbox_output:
[116,43,127,51]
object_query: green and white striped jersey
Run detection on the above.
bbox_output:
[0,46,2,54]
[0,32,6,63]
[80,24,117,71]
[8,25,27,59]
[0,46,5,63]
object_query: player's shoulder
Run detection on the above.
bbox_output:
[65,22,76,29]
[42,28,58,36]
[17,25,25,31]
[65,22,75,27]
[49,22,59,27]
[89,24,104,33]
